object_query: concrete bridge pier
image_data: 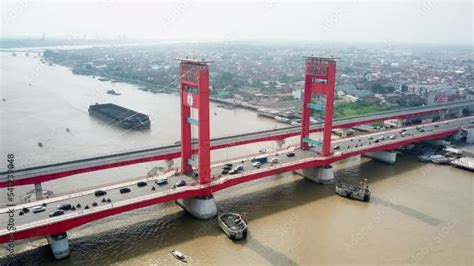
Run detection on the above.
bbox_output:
[301,165,334,184]
[364,151,397,164]
[176,195,217,220]
[439,110,447,120]
[34,183,43,200]
[275,139,286,150]
[341,128,350,138]
[165,159,174,171]
[46,232,70,260]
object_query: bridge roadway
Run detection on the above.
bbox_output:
[1,100,472,187]
[1,115,472,243]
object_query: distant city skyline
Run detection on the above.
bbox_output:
[1,1,472,45]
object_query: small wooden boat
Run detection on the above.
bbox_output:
[171,250,187,263]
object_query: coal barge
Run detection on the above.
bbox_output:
[88,103,151,130]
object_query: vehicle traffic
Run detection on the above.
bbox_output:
[173,180,187,188]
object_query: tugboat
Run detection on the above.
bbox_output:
[218,212,248,240]
[106,89,121,96]
[335,179,370,202]
[171,250,187,263]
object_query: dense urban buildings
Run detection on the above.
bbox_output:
[42,42,473,119]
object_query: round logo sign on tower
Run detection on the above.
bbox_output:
[187,93,193,106]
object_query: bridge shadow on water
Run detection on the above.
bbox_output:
[5,155,444,265]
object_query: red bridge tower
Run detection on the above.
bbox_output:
[178,58,213,184]
[300,56,337,156]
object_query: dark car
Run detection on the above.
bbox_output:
[57,204,72,211]
[120,187,131,194]
[22,207,30,214]
[222,165,232,170]
[137,181,147,187]
[221,169,229,175]
[225,163,233,168]
[286,152,295,157]
[49,210,64,218]
[173,180,187,188]
[94,190,107,197]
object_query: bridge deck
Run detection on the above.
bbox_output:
[1,116,472,243]
[1,100,472,187]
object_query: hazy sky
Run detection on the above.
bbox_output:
[1,0,472,45]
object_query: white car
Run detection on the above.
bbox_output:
[156,177,168,185]
[270,158,278,164]
[32,206,45,213]
[252,161,262,168]
[389,135,396,140]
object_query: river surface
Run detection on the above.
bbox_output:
[0,52,472,265]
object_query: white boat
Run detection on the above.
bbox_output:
[218,212,248,240]
[274,116,291,124]
[171,250,187,263]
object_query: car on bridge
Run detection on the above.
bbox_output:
[94,190,107,197]
[229,165,244,174]
[173,180,187,188]
[156,177,168,185]
[137,181,147,187]
[49,210,64,218]
[32,206,45,213]
[57,204,72,211]
[120,188,131,194]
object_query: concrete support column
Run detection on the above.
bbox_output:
[301,165,334,184]
[47,232,70,260]
[275,139,286,150]
[34,183,43,200]
[341,128,350,138]
[465,127,474,144]
[439,110,446,120]
[364,151,397,164]
[176,195,217,220]
[165,159,174,171]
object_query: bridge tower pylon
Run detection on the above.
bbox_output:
[178,58,213,184]
[300,56,337,156]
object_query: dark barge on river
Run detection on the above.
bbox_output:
[88,103,150,130]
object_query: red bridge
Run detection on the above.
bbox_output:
[1,57,473,260]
